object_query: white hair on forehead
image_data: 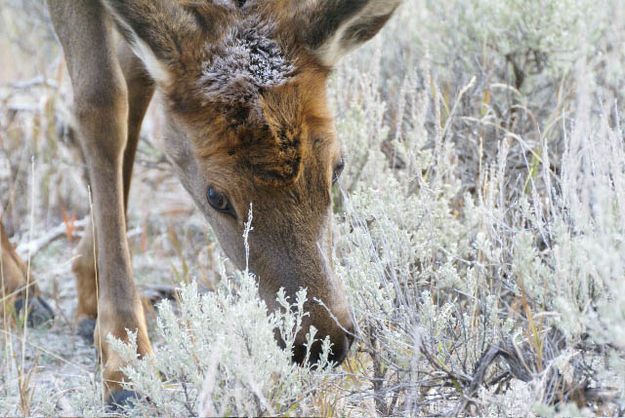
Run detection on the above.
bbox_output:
[209,0,238,9]
[198,20,294,106]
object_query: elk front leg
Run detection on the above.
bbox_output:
[72,42,155,342]
[47,0,152,400]
[76,80,152,397]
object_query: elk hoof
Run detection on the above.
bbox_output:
[77,318,97,343]
[106,390,139,412]
[142,284,177,306]
[14,296,55,327]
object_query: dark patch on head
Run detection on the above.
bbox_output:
[236,122,303,187]
[236,0,246,7]
[228,105,252,126]
[252,155,301,184]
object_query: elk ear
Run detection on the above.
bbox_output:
[103,0,229,85]
[295,0,402,67]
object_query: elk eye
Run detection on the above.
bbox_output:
[332,159,345,184]
[207,186,233,215]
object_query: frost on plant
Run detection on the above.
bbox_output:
[107,266,332,417]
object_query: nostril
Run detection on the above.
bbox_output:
[288,323,357,367]
[292,343,308,366]
[291,332,353,367]
[328,335,350,365]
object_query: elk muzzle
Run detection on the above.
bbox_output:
[251,237,355,366]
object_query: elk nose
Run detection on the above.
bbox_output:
[327,327,355,365]
[292,323,356,366]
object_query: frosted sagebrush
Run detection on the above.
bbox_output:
[108,269,332,417]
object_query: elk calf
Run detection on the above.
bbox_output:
[45,0,401,405]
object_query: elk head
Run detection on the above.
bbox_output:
[105,0,401,364]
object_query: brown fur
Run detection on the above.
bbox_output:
[40,0,400,400]
[0,221,43,318]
